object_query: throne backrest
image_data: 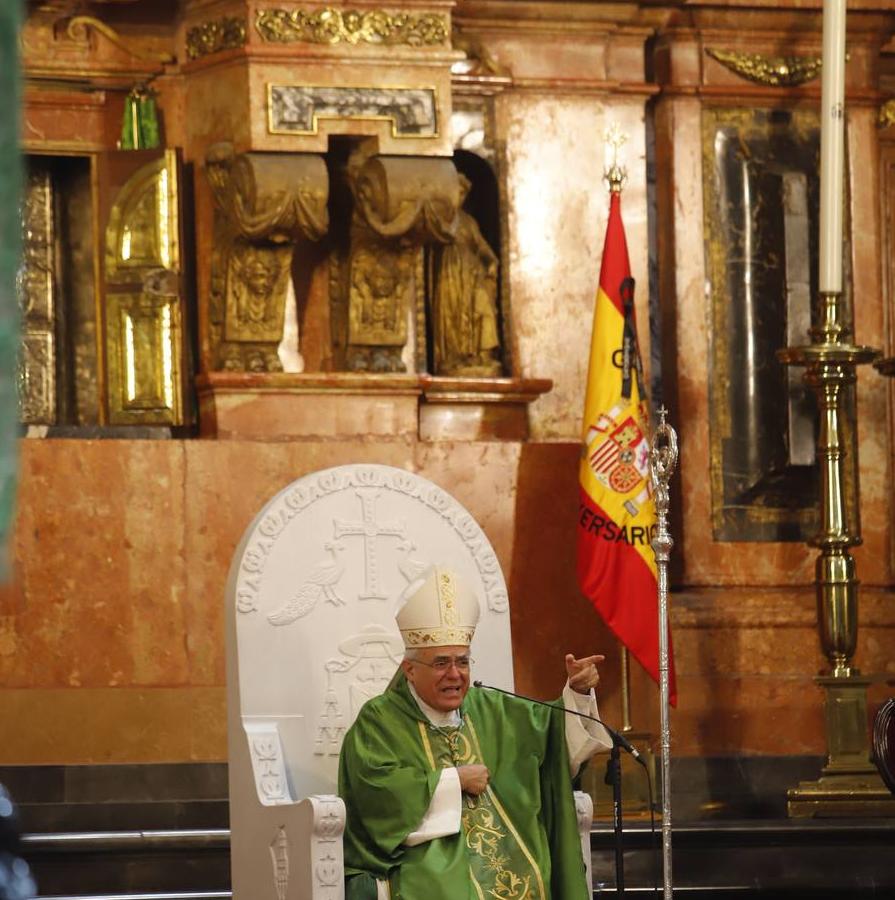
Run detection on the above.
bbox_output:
[225,464,515,805]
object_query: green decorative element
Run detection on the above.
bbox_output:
[0,2,21,580]
[120,85,161,150]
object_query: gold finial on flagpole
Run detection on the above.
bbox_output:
[603,123,628,194]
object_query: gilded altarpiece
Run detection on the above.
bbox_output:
[702,107,859,542]
[102,150,190,425]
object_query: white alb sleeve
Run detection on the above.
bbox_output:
[402,766,462,847]
[563,681,613,775]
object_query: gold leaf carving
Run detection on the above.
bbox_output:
[705,48,822,87]
[186,16,247,60]
[879,99,895,130]
[255,8,448,47]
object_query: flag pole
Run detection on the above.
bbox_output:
[649,407,677,900]
[620,646,633,732]
[603,124,635,739]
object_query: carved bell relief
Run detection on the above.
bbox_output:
[205,143,328,372]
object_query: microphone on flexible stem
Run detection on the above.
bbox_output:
[472,680,645,766]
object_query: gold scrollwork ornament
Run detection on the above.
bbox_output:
[879,99,895,130]
[255,7,448,47]
[186,16,247,60]
[706,48,822,87]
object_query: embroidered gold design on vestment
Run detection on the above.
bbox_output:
[439,570,459,625]
[418,715,544,900]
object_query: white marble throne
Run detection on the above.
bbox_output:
[226,464,593,900]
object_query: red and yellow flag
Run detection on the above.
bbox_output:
[577,188,676,704]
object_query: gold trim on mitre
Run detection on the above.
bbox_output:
[397,566,481,649]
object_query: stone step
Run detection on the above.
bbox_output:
[21,830,231,896]
[17,800,228,834]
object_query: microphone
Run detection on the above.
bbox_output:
[472,680,645,765]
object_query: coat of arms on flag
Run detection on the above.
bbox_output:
[576,157,676,704]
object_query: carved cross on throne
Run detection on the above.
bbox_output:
[334,488,405,601]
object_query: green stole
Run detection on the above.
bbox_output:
[338,671,590,900]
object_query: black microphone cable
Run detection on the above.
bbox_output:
[472,680,645,764]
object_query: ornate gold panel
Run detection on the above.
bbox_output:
[348,246,411,347]
[17,164,56,424]
[705,49,822,88]
[105,153,179,286]
[104,150,186,425]
[186,16,247,60]
[255,8,448,47]
[19,334,55,424]
[106,292,183,424]
[224,242,293,344]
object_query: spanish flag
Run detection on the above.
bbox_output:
[577,186,676,704]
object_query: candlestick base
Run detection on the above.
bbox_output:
[777,342,880,368]
[788,675,895,817]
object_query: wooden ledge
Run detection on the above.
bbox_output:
[419,376,552,442]
[196,372,552,441]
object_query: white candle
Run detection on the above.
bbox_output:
[819,0,847,294]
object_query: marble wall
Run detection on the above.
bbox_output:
[2,434,894,763]
[7,0,895,767]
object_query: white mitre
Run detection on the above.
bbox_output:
[396,566,481,649]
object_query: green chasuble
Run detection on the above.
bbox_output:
[338,671,589,900]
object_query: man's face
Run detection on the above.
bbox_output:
[402,645,471,712]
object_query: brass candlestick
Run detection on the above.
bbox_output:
[778,291,895,816]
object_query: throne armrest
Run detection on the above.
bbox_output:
[301,794,347,900]
[574,789,594,896]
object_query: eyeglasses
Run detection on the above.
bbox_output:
[413,655,474,672]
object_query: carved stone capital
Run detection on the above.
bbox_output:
[204,143,329,372]
[351,155,459,243]
[206,142,329,243]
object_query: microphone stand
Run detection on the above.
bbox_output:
[605,740,626,897]
[473,681,643,899]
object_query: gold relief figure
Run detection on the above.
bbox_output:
[432,175,501,376]
[228,244,288,335]
[347,248,409,372]
[222,243,291,371]
[336,153,462,373]
[205,143,328,372]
